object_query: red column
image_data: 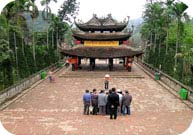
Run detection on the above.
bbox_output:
[126,57,133,72]
[68,57,78,71]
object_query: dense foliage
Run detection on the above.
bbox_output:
[58,0,79,22]
[0,0,78,90]
[141,0,193,87]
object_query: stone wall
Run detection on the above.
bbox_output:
[136,60,193,103]
[0,63,59,105]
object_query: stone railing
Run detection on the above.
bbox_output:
[135,60,193,103]
[0,62,62,105]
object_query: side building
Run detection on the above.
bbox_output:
[60,14,143,71]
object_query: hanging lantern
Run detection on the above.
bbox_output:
[123,41,127,44]
[76,40,81,44]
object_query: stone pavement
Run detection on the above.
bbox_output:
[0,63,193,135]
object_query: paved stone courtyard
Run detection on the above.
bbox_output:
[0,63,193,135]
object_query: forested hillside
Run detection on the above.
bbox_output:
[25,11,50,32]
[0,0,79,91]
[140,0,193,88]
[130,18,143,47]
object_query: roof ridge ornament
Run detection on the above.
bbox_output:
[129,25,134,33]
[74,14,129,32]
[103,13,117,26]
[93,14,97,18]
[107,13,112,18]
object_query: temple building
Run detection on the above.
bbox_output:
[60,14,143,71]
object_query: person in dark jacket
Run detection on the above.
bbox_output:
[122,90,132,115]
[83,90,91,115]
[91,89,98,115]
[105,90,112,115]
[107,87,119,119]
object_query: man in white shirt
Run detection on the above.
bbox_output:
[117,89,123,115]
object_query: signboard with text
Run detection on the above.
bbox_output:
[84,41,119,47]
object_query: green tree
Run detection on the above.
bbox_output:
[163,0,175,55]
[141,0,193,88]
[25,1,39,70]
[172,1,188,69]
[41,0,57,49]
[0,40,11,63]
[58,0,79,22]
[3,0,34,77]
[176,22,193,84]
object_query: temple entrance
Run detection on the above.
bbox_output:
[75,58,127,71]
[68,56,135,72]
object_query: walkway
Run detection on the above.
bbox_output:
[0,63,192,135]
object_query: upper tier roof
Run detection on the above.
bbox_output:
[75,14,129,32]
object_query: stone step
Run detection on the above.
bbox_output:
[59,73,144,78]
[61,71,137,75]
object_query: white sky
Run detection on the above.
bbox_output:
[0,0,193,21]
[35,0,193,21]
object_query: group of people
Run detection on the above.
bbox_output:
[83,87,132,119]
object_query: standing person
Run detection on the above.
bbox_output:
[104,80,109,90]
[104,74,110,90]
[105,89,112,115]
[65,59,70,68]
[105,91,109,115]
[83,90,91,115]
[122,90,132,115]
[117,89,123,115]
[98,90,107,115]
[48,70,53,83]
[91,89,98,115]
[108,88,119,119]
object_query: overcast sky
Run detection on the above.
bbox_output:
[0,0,193,21]
[34,0,193,22]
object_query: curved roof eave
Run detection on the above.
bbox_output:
[60,46,143,58]
[72,32,131,41]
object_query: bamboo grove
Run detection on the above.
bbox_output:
[0,0,79,90]
[141,0,193,87]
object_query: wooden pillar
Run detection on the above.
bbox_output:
[108,58,113,71]
[78,57,81,66]
[123,57,126,67]
[89,58,92,71]
[72,64,75,71]
[93,58,96,69]
[126,57,133,72]
[89,58,95,71]
[71,57,78,71]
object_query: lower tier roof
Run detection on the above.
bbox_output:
[60,45,143,58]
[72,32,131,41]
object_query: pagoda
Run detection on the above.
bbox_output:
[60,14,143,71]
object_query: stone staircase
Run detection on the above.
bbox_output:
[59,71,144,78]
